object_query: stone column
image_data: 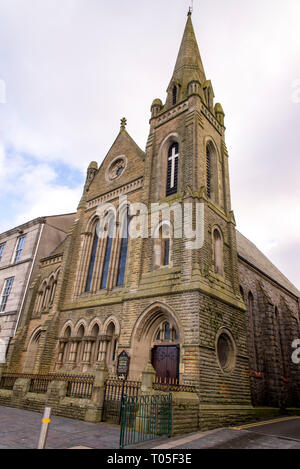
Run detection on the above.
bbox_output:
[141,362,156,393]
[97,336,109,363]
[85,361,109,423]
[83,338,95,364]
[68,338,80,364]
[56,340,67,368]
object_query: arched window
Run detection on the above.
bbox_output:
[85,228,99,292]
[154,222,172,268]
[62,326,71,364]
[161,224,171,267]
[90,324,100,364]
[248,292,259,371]
[106,322,118,369]
[166,142,179,196]
[23,329,42,372]
[76,325,85,364]
[213,228,223,275]
[41,282,49,310]
[100,215,115,290]
[49,276,56,306]
[162,238,170,266]
[275,307,286,377]
[206,141,218,203]
[116,210,130,287]
[155,321,178,343]
[172,85,177,105]
[206,145,211,198]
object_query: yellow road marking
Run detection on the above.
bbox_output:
[231,416,300,431]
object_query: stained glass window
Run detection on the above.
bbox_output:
[116,213,129,287]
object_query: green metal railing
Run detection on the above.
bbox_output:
[119,393,172,448]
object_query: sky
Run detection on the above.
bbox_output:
[0,0,299,289]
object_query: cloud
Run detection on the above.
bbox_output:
[0,0,299,289]
[0,147,82,232]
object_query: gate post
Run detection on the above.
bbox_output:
[85,361,108,423]
[141,362,156,393]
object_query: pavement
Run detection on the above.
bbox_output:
[0,406,121,449]
[1,405,300,449]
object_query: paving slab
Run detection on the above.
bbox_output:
[0,405,120,449]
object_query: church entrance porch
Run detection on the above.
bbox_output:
[129,303,182,382]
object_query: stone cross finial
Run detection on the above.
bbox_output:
[120,117,127,131]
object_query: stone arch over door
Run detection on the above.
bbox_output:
[23,328,42,372]
[130,302,182,380]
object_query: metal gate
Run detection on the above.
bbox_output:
[119,393,172,448]
[102,378,141,424]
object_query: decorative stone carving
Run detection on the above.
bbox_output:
[84,161,98,193]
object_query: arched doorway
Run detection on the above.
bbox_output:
[131,303,181,380]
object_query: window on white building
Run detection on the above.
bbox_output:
[14,236,26,263]
[0,277,14,312]
[0,243,5,262]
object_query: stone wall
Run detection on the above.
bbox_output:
[238,259,300,408]
[171,392,199,436]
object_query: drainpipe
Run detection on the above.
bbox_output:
[13,222,45,336]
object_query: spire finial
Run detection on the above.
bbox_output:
[120,117,127,131]
[188,0,193,16]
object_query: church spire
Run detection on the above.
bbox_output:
[168,13,206,99]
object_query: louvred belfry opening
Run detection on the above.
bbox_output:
[166,142,179,196]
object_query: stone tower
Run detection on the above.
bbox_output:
[138,11,253,421]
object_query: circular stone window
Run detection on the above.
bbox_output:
[216,329,236,373]
[106,156,127,181]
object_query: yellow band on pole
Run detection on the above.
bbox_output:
[42,418,51,423]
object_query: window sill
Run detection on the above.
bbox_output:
[0,310,17,316]
[0,258,32,271]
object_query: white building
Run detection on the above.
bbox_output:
[0,214,76,362]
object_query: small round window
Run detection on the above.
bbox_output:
[106,156,127,182]
[216,330,236,372]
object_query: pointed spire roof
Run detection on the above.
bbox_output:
[170,12,206,89]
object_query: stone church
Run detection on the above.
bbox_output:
[5,12,300,423]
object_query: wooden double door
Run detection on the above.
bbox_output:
[151,345,179,381]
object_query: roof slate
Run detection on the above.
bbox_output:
[236,230,300,298]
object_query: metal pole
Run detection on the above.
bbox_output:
[37,407,52,449]
[119,377,126,424]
